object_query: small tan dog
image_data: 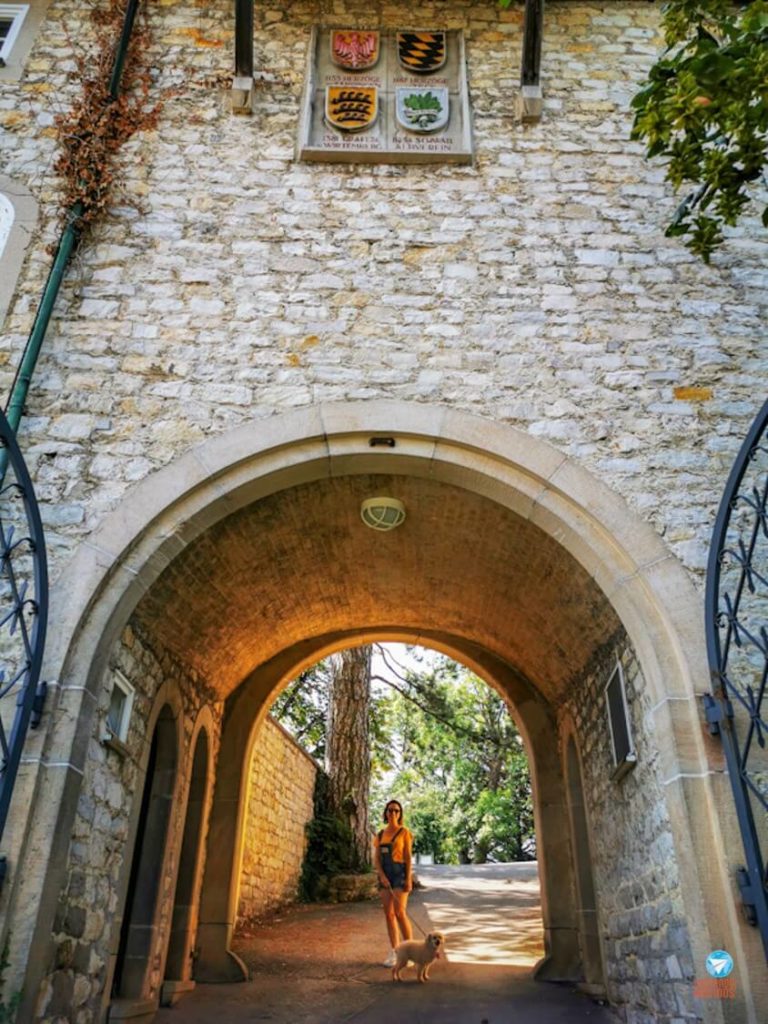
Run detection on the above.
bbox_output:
[392,931,445,982]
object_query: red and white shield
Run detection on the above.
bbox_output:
[330,31,380,71]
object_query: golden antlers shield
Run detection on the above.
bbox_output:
[330,30,380,70]
[325,87,378,132]
[396,31,446,74]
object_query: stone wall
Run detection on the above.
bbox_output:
[236,717,318,927]
[0,3,765,1020]
[35,623,222,1024]
[561,639,696,1024]
[0,0,764,589]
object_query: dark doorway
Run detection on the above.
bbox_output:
[565,734,605,990]
[164,728,210,990]
[113,704,178,1000]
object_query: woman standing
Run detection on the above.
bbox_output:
[373,799,414,966]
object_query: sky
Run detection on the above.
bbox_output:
[370,642,441,695]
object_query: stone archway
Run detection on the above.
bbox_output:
[195,631,577,984]
[12,402,753,1023]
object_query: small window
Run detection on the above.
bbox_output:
[0,5,28,65]
[604,662,637,780]
[0,177,37,329]
[0,193,12,256]
[104,670,135,744]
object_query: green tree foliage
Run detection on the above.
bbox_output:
[271,657,397,777]
[631,0,768,261]
[271,662,331,762]
[370,652,535,864]
[273,648,535,869]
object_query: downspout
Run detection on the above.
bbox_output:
[4,203,82,437]
[1,0,142,467]
[108,0,141,99]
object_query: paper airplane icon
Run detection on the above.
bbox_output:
[706,954,732,977]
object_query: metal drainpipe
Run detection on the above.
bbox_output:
[1,0,142,468]
[108,0,141,100]
[4,203,82,437]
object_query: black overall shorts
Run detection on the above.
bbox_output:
[378,828,406,890]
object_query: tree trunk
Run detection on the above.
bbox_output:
[326,645,372,871]
[473,840,492,865]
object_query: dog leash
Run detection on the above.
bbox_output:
[408,892,430,938]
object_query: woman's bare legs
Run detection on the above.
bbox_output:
[392,890,412,942]
[379,888,400,949]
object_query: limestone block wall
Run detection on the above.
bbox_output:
[34,623,222,1023]
[236,717,318,927]
[0,4,765,1016]
[561,640,696,1023]
[0,0,765,590]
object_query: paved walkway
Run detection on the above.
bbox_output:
[156,864,616,1023]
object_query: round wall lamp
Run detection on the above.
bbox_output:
[360,497,406,532]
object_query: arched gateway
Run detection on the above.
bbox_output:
[6,403,758,1023]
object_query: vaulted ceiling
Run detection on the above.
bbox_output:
[134,473,621,703]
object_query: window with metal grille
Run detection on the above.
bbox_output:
[604,662,637,779]
[0,5,28,65]
[104,670,135,745]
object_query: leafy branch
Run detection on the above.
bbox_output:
[631,0,768,261]
[372,644,481,742]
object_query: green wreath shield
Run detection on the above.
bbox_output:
[395,87,449,134]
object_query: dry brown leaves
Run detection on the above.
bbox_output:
[53,0,163,231]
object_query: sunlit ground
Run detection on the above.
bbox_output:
[415,862,545,967]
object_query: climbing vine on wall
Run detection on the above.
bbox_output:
[53,0,163,232]
[0,939,19,1023]
[298,772,359,901]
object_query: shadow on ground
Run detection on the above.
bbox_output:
[155,864,616,1023]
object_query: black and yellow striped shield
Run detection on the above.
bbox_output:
[325,87,378,133]
[396,32,446,74]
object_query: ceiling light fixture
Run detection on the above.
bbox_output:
[360,497,406,532]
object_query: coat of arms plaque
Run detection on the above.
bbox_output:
[299,28,472,163]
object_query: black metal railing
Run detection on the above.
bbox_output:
[705,398,768,958]
[0,409,48,874]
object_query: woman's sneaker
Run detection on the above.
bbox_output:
[382,948,397,967]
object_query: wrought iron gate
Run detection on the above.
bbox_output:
[0,409,48,881]
[705,398,768,959]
